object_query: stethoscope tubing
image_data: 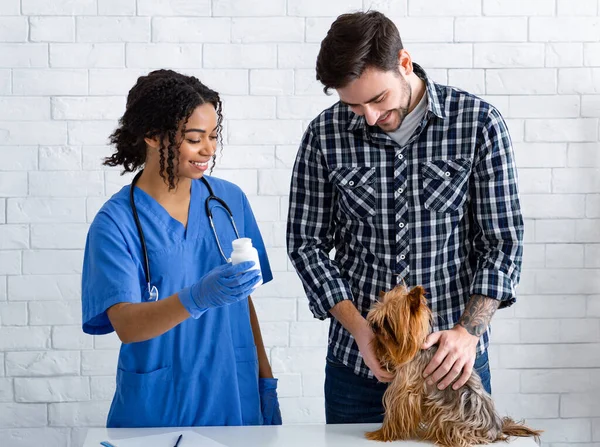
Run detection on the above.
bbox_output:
[129,170,240,301]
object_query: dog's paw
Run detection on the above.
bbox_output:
[365,428,387,442]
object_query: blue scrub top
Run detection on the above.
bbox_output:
[81,177,273,428]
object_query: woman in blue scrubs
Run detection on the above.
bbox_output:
[81,69,282,428]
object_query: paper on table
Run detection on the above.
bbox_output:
[103,430,228,447]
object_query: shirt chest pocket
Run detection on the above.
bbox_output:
[331,167,377,220]
[421,158,471,213]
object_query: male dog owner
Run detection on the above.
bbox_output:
[287,10,523,423]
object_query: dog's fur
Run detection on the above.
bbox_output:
[364,284,541,446]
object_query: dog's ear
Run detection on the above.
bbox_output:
[407,286,426,312]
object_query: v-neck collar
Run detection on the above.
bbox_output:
[132,179,201,242]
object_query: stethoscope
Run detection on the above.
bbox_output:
[130,170,240,301]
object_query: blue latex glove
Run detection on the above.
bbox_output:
[179,261,261,318]
[259,378,282,425]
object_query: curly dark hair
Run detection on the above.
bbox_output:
[316,11,404,94]
[104,69,223,189]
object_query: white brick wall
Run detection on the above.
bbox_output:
[0,1,598,446]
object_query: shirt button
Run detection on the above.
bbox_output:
[398,154,404,160]
[398,188,404,193]
[444,171,451,177]
[400,254,406,260]
[399,222,405,228]
[348,180,355,186]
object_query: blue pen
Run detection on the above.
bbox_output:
[100,442,117,447]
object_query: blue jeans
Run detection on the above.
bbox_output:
[324,350,492,424]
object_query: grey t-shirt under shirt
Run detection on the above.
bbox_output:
[385,90,428,146]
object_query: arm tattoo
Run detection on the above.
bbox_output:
[458,294,500,337]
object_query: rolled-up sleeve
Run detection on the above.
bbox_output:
[82,214,142,335]
[470,107,524,308]
[286,125,354,320]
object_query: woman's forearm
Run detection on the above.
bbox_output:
[106,293,190,344]
[248,296,274,379]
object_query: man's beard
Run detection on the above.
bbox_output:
[388,75,412,132]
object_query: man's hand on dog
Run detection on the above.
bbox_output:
[421,325,479,390]
[354,322,395,383]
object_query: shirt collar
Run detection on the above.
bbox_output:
[346,62,448,133]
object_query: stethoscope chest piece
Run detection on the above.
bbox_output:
[148,284,159,301]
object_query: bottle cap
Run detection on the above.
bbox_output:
[232,237,252,249]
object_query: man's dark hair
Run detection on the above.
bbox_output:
[104,69,223,190]
[316,11,404,94]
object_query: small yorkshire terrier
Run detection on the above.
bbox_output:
[365,284,541,446]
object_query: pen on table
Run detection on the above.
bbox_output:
[174,434,183,447]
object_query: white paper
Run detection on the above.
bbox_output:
[103,430,228,447]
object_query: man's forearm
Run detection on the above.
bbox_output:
[457,294,500,337]
[329,299,368,337]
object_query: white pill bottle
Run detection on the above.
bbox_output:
[230,237,263,289]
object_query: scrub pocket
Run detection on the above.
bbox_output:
[331,167,377,220]
[235,346,261,425]
[421,158,471,213]
[108,365,175,428]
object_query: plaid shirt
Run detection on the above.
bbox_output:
[286,64,524,379]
